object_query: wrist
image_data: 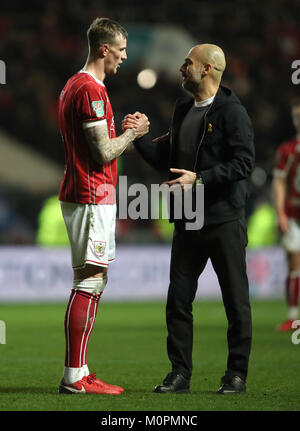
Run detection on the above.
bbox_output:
[127,128,136,140]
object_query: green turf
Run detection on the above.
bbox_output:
[0,300,299,411]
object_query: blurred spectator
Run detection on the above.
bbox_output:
[36,195,69,246]
[0,189,35,244]
[247,201,278,249]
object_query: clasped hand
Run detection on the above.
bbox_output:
[122,111,149,139]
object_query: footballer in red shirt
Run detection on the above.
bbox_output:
[272,99,300,331]
[57,17,149,394]
[59,70,118,205]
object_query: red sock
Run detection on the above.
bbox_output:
[64,289,101,368]
[82,292,102,366]
[286,274,300,307]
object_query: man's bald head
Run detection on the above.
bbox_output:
[180,43,226,98]
[190,44,226,81]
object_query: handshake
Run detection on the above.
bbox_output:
[122,112,150,140]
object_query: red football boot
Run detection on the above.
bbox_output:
[87,373,124,392]
[58,376,122,394]
[277,319,295,332]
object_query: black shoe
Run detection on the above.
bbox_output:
[217,375,246,394]
[153,372,190,394]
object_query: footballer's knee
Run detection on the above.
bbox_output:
[73,264,108,295]
[74,263,107,280]
[287,252,300,273]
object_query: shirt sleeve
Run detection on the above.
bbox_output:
[134,132,171,173]
[75,83,107,125]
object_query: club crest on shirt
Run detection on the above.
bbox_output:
[94,241,106,257]
[92,100,104,118]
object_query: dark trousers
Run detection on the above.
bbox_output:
[166,218,252,381]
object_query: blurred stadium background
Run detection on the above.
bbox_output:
[0,0,299,302]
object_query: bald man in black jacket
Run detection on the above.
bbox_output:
[123,44,255,395]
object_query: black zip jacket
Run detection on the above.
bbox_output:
[134,85,255,225]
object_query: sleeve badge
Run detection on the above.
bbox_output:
[92,100,105,118]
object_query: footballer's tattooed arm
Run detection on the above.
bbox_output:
[83,123,136,164]
[83,115,149,164]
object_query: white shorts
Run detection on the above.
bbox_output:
[60,201,116,269]
[282,219,300,252]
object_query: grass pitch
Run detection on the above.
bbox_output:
[0,300,299,412]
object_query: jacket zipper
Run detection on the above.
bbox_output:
[168,110,176,177]
[193,103,213,172]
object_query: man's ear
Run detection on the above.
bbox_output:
[99,44,109,58]
[203,63,212,75]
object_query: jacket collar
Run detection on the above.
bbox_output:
[175,85,241,115]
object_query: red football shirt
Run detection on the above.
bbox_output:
[58,70,117,204]
[274,138,300,219]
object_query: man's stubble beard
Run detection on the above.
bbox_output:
[182,79,200,96]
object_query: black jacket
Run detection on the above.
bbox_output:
[134,85,255,225]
